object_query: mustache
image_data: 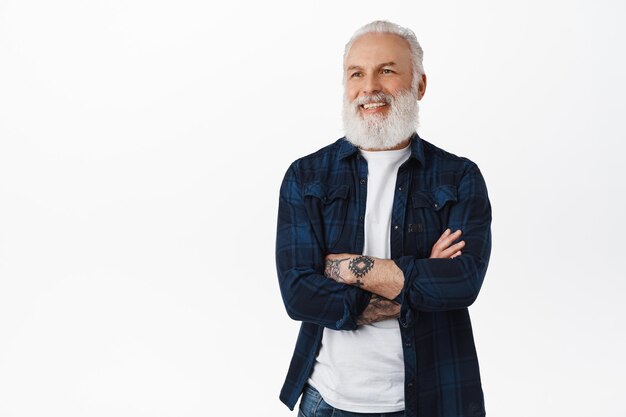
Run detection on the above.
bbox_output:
[352,92,393,107]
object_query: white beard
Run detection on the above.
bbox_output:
[342,88,419,150]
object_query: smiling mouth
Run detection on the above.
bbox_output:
[361,102,387,110]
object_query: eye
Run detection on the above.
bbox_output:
[350,72,363,78]
[382,68,394,74]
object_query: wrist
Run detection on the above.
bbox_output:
[346,255,376,287]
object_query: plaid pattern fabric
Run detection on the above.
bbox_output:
[276,132,492,417]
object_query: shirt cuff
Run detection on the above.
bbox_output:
[335,286,373,330]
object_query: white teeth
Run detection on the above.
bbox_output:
[362,102,386,110]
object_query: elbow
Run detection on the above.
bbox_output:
[456,259,488,308]
[426,285,479,311]
[279,286,306,322]
[411,259,487,311]
[431,283,481,311]
[461,287,480,308]
[277,267,308,322]
[456,253,487,305]
[284,302,305,322]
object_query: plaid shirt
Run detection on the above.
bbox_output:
[275,132,492,417]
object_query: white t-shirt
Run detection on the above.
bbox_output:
[307,143,411,413]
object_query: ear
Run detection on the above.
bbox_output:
[417,73,427,100]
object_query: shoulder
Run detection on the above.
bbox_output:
[279,138,349,199]
[291,138,346,168]
[420,137,480,175]
[422,137,478,168]
[284,138,350,180]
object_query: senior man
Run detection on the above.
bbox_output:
[276,20,492,417]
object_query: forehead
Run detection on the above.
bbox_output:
[345,32,412,68]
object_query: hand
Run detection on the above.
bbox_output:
[430,228,464,259]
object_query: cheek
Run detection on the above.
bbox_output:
[346,86,359,102]
[386,77,413,95]
[345,79,363,98]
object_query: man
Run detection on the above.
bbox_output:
[276,20,492,417]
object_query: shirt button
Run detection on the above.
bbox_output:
[398,186,403,191]
[404,341,412,347]
[434,203,439,208]
[359,215,364,222]
[360,179,366,185]
[393,225,399,230]
[407,382,414,388]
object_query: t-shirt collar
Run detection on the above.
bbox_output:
[338,132,425,166]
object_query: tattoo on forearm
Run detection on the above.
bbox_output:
[357,295,401,325]
[348,256,375,287]
[324,257,350,283]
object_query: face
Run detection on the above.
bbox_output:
[342,32,426,151]
[344,32,420,118]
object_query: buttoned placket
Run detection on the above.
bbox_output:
[392,161,419,415]
[354,154,368,254]
[356,152,420,415]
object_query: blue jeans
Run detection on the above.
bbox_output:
[298,384,405,417]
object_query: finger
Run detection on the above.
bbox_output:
[431,240,464,259]
[433,229,462,252]
[439,240,465,258]
[450,250,462,259]
[434,228,451,245]
[435,228,459,246]
[439,229,463,248]
[430,243,445,258]
[448,229,463,240]
[431,229,464,259]
[430,231,448,257]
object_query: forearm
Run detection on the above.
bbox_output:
[393,164,492,311]
[394,251,489,311]
[324,252,487,313]
[324,255,404,300]
[276,164,371,330]
[277,231,372,329]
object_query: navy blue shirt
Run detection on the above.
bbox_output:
[276,133,492,417]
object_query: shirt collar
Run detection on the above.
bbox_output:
[338,132,425,166]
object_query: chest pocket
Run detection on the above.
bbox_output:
[410,185,458,256]
[303,182,350,251]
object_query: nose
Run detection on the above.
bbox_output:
[363,73,382,95]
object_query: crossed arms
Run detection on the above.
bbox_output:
[326,228,465,325]
[276,163,491,330]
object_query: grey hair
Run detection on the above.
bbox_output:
[343,20,424,89]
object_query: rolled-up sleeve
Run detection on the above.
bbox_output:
[393,164,492,311]
[276,163,371,330]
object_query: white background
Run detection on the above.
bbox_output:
[1,0,625,416]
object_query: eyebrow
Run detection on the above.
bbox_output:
[346,62,398,72]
